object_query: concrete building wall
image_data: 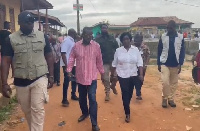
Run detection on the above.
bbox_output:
[108,29,129,36]
[146,40,199,58]
[0,0,21,31]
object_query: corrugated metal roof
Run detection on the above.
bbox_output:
[22,0,53,10]
[130,16,194,27]
[28,10,65,27]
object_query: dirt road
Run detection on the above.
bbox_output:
[3,65,200,131]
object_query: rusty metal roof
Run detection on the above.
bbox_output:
[22,0,53,10]
[130,16,194,27]
[28,10,65,27]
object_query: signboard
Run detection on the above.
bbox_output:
[73,4,83,11]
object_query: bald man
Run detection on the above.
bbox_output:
[60,29,79,107]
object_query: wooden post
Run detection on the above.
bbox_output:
[77,0,80,35]
[20,0,24,12]
[37,0,41,31]
[45,9,49,34]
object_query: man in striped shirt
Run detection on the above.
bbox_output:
[67,27,104,131]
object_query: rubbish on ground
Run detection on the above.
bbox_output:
[192,105,199,108]
[186,125,192,131]
[58,121,66,127]
[184,108,192,111]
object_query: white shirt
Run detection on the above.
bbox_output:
[60,36,75,66]
[151,34,155,38]
[116,37,121,47]
[112,45,143,78]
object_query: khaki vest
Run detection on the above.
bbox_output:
[160,32,183,64]
[10,30,48,80]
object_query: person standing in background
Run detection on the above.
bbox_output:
[0,21,13,76]
[115,34,121,47]
[50,35,61,86]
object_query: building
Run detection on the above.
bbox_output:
[28,10,65,35]
[92,22,107,38]
[108,25,130,36]
[0,0,53,32]
[92,22,130,38]
[0,0,21,32]
[130,16,194,38]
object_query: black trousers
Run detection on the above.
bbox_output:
[54,61,60,83]
[62,66,77,102]
[135,68,147,96]
[118,76,140,115]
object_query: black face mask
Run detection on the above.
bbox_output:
[101,32,108,36]
[20,28,33,35]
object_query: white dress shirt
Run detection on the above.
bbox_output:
[112,45,143,78]
[60,36,75,66]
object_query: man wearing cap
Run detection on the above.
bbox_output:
[1,11,54,131]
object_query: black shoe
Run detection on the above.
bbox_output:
[168,100,176,107]
[57,82,60,86]
[78,114,89,122]
[62,100,69,107]
[162,99,167,108]
[125,115,130,123]
[92,125,100,131]
[71,95,79,101]
[136,96,143,100]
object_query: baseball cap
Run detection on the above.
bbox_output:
[18,11,35,23]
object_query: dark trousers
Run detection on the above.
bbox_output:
[78,80,98,126]
[118,76,140,115]
[135,68,147,96]
[54,61,60,83]
[62,66,77,102]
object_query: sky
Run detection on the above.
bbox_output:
[42,0,200,31]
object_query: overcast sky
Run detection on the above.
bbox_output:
[43,0,200,30]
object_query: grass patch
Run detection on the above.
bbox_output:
[195,98,200,105]
[148,59,157,65]
[0,97,18,123]
[182,65,190,70]
[187,86,200,94]
[182,96,194,106]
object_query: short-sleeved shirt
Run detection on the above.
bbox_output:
[0,29,11,52]
[1,32,52,87]
[60,36,75,66]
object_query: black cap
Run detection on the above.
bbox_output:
[18,11,35,23]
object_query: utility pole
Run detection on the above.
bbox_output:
[76,0,80,35]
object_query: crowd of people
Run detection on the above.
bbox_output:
[0,11,196,131]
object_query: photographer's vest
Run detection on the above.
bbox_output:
[9,30,48,80]
[160,33,183,64]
